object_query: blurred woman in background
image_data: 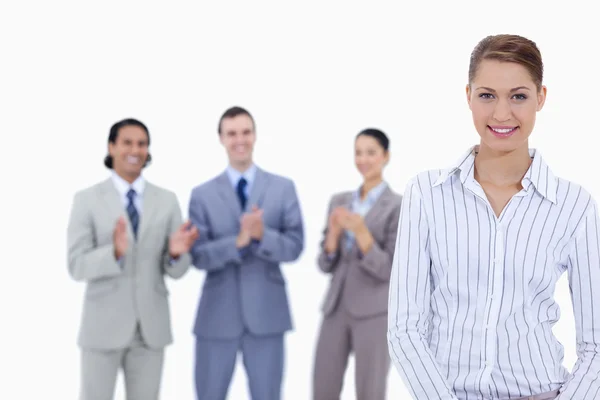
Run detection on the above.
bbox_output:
[312,128,402,400]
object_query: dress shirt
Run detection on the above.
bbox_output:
[345,181,388,249]
[226,163,257,201]
[111,172,177,264]
[111,171,145,212]
[388,146,600,400]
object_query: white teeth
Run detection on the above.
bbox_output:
[492,127,515,133]
[127,156,140,164]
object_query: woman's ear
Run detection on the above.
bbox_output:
[536,85,547,112]
[466,84,472,110]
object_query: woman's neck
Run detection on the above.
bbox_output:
[361,177,383,199]
[474,143,532,187]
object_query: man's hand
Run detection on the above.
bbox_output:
[242,205,264,240]
[236,229,252,248]
[113,216,128,260]
[238,205,264,247]
[168,220,200,259]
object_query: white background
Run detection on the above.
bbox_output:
[1,1,599,399]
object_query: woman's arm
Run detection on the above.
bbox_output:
[353,198,401,281]
[317,195,343,273]
[387,177,458,400]
[557,199,600,399]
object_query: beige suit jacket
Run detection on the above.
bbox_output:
[67,178,191,350]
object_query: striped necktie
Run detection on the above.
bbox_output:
[126,188,139,238]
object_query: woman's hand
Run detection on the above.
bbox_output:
[338,209,368,235]
[324,206,346,253]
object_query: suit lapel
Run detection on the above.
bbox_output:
[137,183,159,242]
[247,168,268,210]
[363,186,392,226]
[342,187,391,217]
[216,172,243,215]
[215,167,268,216]
[340,192,353,210]
[342,186,391,254]
[100,179,135,240]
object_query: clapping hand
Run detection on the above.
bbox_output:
[338,210,367,235]
[113,216,128,259]
[168,220,199,258]
[237,205,264,247]
[328,206,348,237]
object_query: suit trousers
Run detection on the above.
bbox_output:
[194,332,284,400]
[313,305,390,400]
[79,324,164,400]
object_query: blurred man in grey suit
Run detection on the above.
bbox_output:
[188,106,305,400]
[67,118,199,400]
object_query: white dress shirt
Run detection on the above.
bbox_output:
[388,146,600,400]
[111,171,145,213]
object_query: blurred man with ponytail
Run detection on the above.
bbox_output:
[66,118,198,400]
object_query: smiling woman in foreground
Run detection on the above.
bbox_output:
[387,34,600,400]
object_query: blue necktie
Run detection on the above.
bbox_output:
[126,189,139,238]
[236,177,247,210]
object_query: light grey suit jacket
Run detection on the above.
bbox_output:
[317,187,402,318]
[188,167,304,339]
[67,178,191,350]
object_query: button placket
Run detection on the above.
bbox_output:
[482,222,505,380]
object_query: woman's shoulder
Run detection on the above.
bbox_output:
[328,190,353,205]
[384,186,403,205]
[554,175,596,209]
[397,169,447,195]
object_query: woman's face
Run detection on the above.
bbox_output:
[467,59,546,154]
[355,135,388,181]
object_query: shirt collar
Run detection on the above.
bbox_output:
[226,163,257,187]
[433,145,557,204]
[111,171,145,197]
[352,181,388,204]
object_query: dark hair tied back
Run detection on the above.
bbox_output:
[104,118,152,169]
[356,128,390,151]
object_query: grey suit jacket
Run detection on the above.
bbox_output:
[188,167,304,339]
[67,178,191,350]
[317,187,402,318]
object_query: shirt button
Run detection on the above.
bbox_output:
[486,360,492,367]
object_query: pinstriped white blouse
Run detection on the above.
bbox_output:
[387,146,600,400]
